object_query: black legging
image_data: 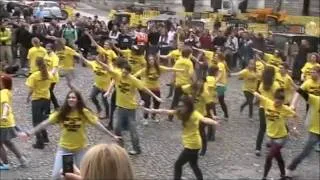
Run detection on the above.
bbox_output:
[256,108,266,151]
[169,86,183,121]
[108,90,117,130]
[141,89,161,119]
[240,91,254,118]
[263,140,286,179]
[174,148,203,180]
[49,83,59,109]
[218,95,229,118]
[199,103,217,156]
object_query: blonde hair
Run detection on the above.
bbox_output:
[80,143,134,180]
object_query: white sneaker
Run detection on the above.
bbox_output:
[152,118,160,123]
[19,156,28,168]
[142,119,149,126]
[286,168,294,178]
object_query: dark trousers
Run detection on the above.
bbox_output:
[90,86,109,118]
[256,108,266,151]
[50,83,59,110]
[141,89,161,119]
[169,86,183,120]
[108,91,117,129]
[263,139,287,178]
[174,148,203,180]
[240,91,254,118]
[218,95,229,118]
[199,103,217,155]
[32,99,50,145]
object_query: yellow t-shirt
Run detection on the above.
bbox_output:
[180,110,203,149]
[203,50,217,67]
[120,49,132,60]
[275,73,294,103]
[182,84,211,115]
[56,46,79,70]
[204,76,218,103]
[168,49,182,62]
[258,81,280,107]
[130,54,146,74]
[48,108,98,151]
[217,62,227,85]
[110,70,144,109]
[26,71,53,100]
[135,66,170,90]
[96,46,118,63]
[44,52,60,83]
[173,57,194,86]
[0,89,15,128]
[87,61,111,91]
[301,79,320,96]
[239,69,259,93]
[260,95,296,138]
[308,94,320,134]
[264,53,282,67]
[27,46,47,73]
[256,60,265,80]
[301,63,320,80]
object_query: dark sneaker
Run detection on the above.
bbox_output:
[255,150,261,157]
[32,143,44,149]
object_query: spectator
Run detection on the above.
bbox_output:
[15,23,32,68]
[292,39,311,82]
[147,26,161,55]
[117,28,133,50]
[212,31,226,49]
[62,21,78,48]
[63,143,134,180]
[167,26,176,45]
[109,25,120,42]
[199,29,212,50]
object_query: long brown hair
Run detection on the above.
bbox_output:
[56,90,90,122]
[146,55,160,76]
[262,66,275,91]
[36,57,49,80]
[176,95,194,127]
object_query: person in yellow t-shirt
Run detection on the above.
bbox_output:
[27,37,47,74]
[254,89,298,180]
[80,54,111,120]
[159,42,183,66]
[19,90,119,179]
[275,63,297,104]
[0,74,28,170]
[111,43,146,74]
[263,49,283,67]
[85,31,118,64]
[287,88,320,176]
[215,52,229,120]
[25,58,53,149]
[96,58,162,155]
[256,66,280,156]
[134,55,184,125]
[231,59,258,120]
[181,80,215,156]
[143,95,219,180]
[44,43,60,110]
[301,53,320,81]
[169,47,194,121]
[192,47,217,67]
[55,38,80,88]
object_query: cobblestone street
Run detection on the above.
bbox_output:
[0,64,319,180]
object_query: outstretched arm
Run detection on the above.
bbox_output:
[143,108,176,115]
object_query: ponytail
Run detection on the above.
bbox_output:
[36,57,49,80]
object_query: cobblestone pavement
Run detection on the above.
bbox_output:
[1,4,319,180]
[0,64,319,180]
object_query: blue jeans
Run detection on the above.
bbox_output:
[52,147,87,180]
[288,132,320,170]
[114,107,140,152]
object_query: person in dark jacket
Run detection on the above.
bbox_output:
[292,39,311,83]
[15,23,32,68]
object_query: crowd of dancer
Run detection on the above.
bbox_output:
[0,8,319,180]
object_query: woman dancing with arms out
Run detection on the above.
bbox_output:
[19,90,120,179]
[143,95,220,180]
[0,74,28,170]
[253,89,299,180]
